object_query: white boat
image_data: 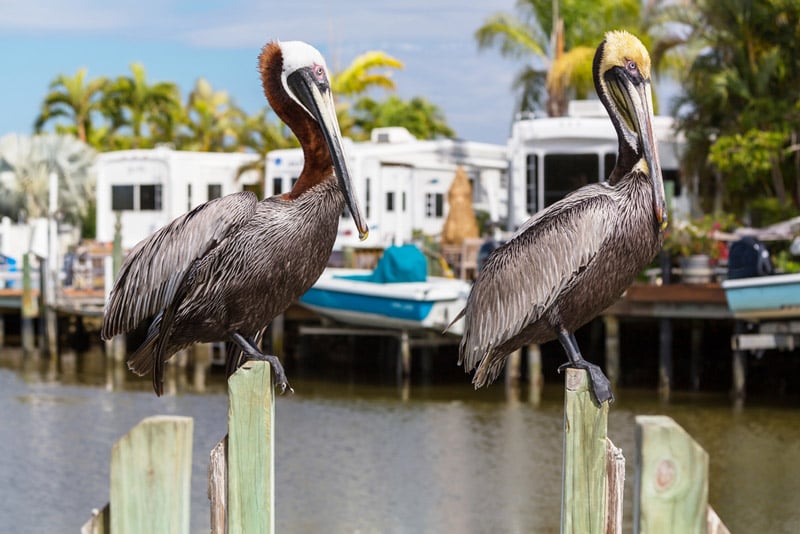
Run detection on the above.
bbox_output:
[299,267,471,335]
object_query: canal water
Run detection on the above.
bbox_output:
[1,347,799,533]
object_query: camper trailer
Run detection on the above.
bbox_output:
[265,127,509,250]
[95,147,260,248]
[507,100,687,228]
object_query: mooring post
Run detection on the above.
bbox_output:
[731,320,747,405]
[658,317,672,402]
[225,361,275,534]
[603,315,620,391]
[527,344,543,406]
[561,368,610,534]
[21,251,36,353]
[109,415,194,534]
[634,415,711,534]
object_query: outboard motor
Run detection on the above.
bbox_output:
[727,236,773,279]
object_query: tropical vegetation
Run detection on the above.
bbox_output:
[673,0,800,226]
[474,0,688,116]
[32,49,454,157]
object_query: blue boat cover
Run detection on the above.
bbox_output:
[343,244,428,283]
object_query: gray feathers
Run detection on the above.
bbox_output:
[457,174,661,388]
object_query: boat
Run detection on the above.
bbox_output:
[722,273,800,319]
[298,245,471,335]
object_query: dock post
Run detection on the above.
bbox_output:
[731,321,747,404]
[604,315,620,391]
[561,368,610,533]
[527,344,542,406]
[634,415,710,533]
[109,415,194,534]
[270,313,285,359]
[21,251,37,353]
[397,330,411,382]
[225,361,275,533]
[658,317,672,402]
[505,348,522,387]
[690,320,703,391]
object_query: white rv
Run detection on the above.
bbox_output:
[507,100,687,227]
[265,127,509,250]
[95,147,260,248]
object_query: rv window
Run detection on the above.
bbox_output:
[365,178,371,218]
[386,191,395,212]
[111,185,134,211]
[187,184,192,211]
[526,154,538,214]
[543,154,598,207]
[604,153,617,180]
[663,169,681,196]
[272,177,282,196]
[402,191,407,212]
[208,184,222,200]
[139,184,162,210]
[425,193,444,218]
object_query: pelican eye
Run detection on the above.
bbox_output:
[626,60,638,73]
[313,65,326,81]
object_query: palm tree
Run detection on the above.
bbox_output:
[233,108,300,186]
[179,78,243,152]
[331,51,404,97]
[475,0,685,116]
[331,50,404,139]
[102,63,182,148]
[0,133,96,225]
[673,0,800,222]
[34,68,108,144]
[352,95,455,140]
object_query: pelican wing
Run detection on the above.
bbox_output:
[101,191,258,340]
[459,188,616,372]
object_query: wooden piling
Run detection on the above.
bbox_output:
[634,415,709,534]
[21,252,36,352]
[527,344,542,406]
[226,361,275,534]
[208,437,227,534]
[658,318,672,402]
[561,368,610,534]
[110,415,194,534]
[603,315,620,390]
[605,439,625,534]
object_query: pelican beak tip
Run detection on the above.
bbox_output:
[358,229,369,241]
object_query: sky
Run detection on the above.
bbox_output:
[0,0,522,146]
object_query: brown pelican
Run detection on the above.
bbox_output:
[101,40,368,396]
[451,30,667,404]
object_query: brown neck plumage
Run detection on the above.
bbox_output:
[259,42,334,200]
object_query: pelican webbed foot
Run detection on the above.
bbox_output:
[231,332,294,394]
[556,327,614,406]
[557,359,614,405]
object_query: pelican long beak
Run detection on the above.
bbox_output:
[605,70,668,232]
[287,69,369,240]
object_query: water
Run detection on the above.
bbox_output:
[1,349,799,533]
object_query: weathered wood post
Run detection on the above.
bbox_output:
[21,251,37,352]
[210,361,275,534]
[109,415,194,534]
[634,415,716,534]
[603,315,620,391]
[527,344,543,406]
[561,368,618,533]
